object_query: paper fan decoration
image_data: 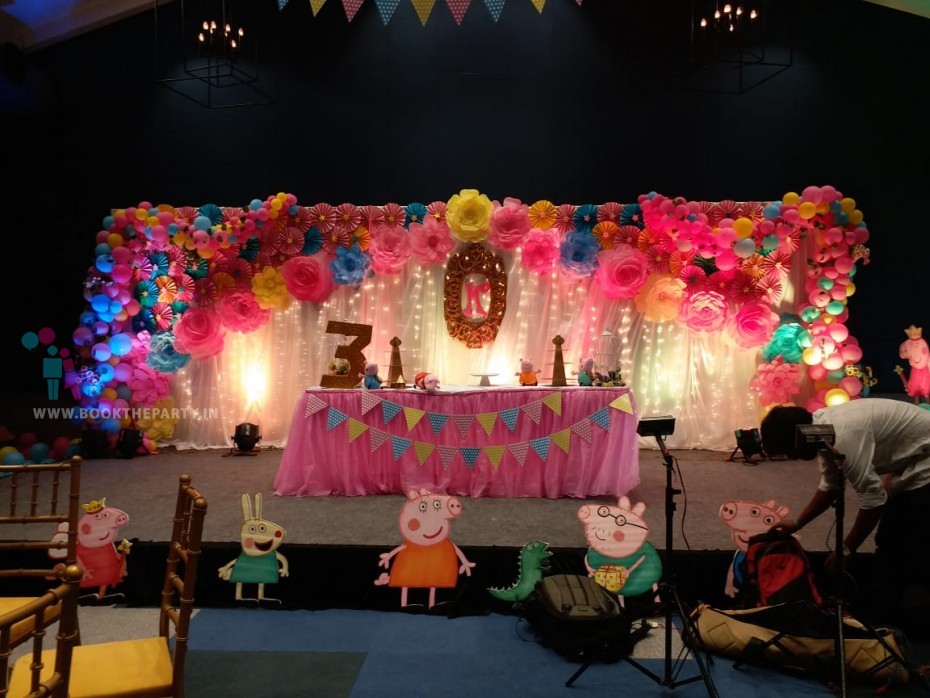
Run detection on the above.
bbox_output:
[321,228,352,254]
[273,227,306,257]
[174,273,196,302]
[155,275,178,303]
[226,257,254,288]
[353,225,371,251]
[614,225,640,245]
[222,206,246,224]
[597,201,623,224]
[762,250,792,279]
[135,279,159,308]
[729,272,765,304]
[739,201,765,221]
[678,264,707,293]
[381,202,406,229]
[644,245,670,274]
[740,253,766,280]
[668,249,695,276]
[779,230,802,255]
[334,203,362,235]
[308,203,337,234]
[151,302,174,330]
[592,221,619,249]
[528,200,557,230]
[360,204,385,230]
[757,276,784,304]
[132,255,154,282]
[176,206,199,223]
[717,199,740,221]
[553,203,577,235]
[191,278,218,306]
[166,246,187,275]
[426,200,448,223]
[290,206,314,233]
[301,227,324,256]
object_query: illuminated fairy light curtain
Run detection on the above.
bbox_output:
[289,0,584,25]
[69,186,869,452]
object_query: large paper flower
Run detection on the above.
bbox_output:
[145,330,191,374]
[129,363,171,406]
[594,246,650,299]
[678,290,728,333]
[250,266,291,311]
[635,274,687,323]
[750,356,802,406]
[409,217,455,265]
[281,254,336,303]
[762,322,806,364]
[725,301,780,349]
[217,289,270,333]
[446,189,493,243]
[173,306,226,359]
[369,224,413,275]
[488,197,531,249]
[135,396,179,444]
[559,231,600,277]
[330,243,371,288]
[521,228,560,275]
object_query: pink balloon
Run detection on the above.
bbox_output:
[834,256,854,274]
[95,230,110,244]
[839,376,862,397]
[111,264,132,284]
[841,345,863,363]
[111,247,132,264]
[828,324,849,342]
[823,354,845,371]
[855,227,869,245]
[806,398,826,413]
[114,363,132,382]
[824,227,843,245]
[829,285,848,301]
[821,185,839,202]
[808,364,828,381]
[802,186,823,204]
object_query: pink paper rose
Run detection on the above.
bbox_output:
[173,306,226,360]
[634,274,687,323]
[217,290,271,333]
[678,290,728,333]
[595,246,650,299]
[724,301,780,349]
[409,217,456,265]
[281,254,336,303]
[369,223,413,275]
[129,363,171,407]
[488,197,531,250]
[521,228,560,275]
[750,356,802,406]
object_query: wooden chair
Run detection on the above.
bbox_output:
[0,456,82,650]
[8,474,208,698]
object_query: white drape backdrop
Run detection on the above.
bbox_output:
[167,234,816,452]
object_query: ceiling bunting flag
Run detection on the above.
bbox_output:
[310,0,328,16]
[446,0,472,24]
[390,435,412,460]
[529,436,550,461]
[277,0,290,9]
[411,0,436,24]
[482,0,505,21]
[460,447,482,469]
[414,441,435,465]
[522,400,542,425]
[403,406,426,431]
[347,418,369,442]
[508,441,529,466]
[304,394,327,417]
[575,0,582,4]
[499,408,519,432]
[373,0,402,24]
[382,400,403,424]
[437,445,458,469]
[530,0,545,12]
[453,414,474,438]
[609,393,633,414]
[484,445,506,469]
[427,412,449,435]
[326,407,348,431]
[571,419,593,443]
[370,428,390,453]
[342,0,365,21]
[542,392,562,416]
[551,429,572,454]
[476,412,498,436]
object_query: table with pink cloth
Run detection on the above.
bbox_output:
[273,386,640,499]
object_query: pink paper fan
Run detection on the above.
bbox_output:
[166,246,187,275]
[779,231,802,255]
[151,302,174,330]
[174,274,196,302]
[321,228,352,254]
[615,225,640,245]
[554,204,577,235]
[308,203,337,234]
[678,264,707,293]
[757,276,784,304]
[191,278,218,306]
[273,227,306,257]
[176,206,199,223]
[597,202,623,224]
[334,203,362,235]
[222,207,246,224]
[738,201,765,222]
[290,206,314,234]
[707,269,737,294]
[228,257,254,288]
[360,205,385,230]
[381,203,406,229]
[740,253,767,280]
[132,256,154,282]
[427,201,448,223]
[717,199,739,219]
[729,272,765,304]
[698,201,720,225]
[644,245,671,274]
[762,250,793,279]
[209,252,231,275]
[668,249,695,276]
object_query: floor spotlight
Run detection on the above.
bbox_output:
[231,423,261,455]
[728,427,767,464]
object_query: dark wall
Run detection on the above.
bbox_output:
[2,0,927,395]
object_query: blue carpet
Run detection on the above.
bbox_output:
[188,608,837,697]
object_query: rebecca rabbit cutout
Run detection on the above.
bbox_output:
[218,493,289,606]
[374,489,475,609]
[578,496,662,605]
[719,498,789,599]
[49,497,131,602]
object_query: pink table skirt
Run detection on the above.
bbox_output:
[274,386,640,499]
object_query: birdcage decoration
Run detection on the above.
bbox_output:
[592,330,624,386]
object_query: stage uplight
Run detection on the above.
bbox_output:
[232,423,261,454]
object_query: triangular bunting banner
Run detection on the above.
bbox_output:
[427,412,449,435]
[374,0,401,23]
[591,407,611,430]
[404,406,426,431]
[542,392,562,416]
[277,0,290,10]
[551,429,571,454]
[499,408,519,432]
[522,400,542,424]
[390,435,412,460]
[414,441,435,465]
[327,407,348,431]
[342,0,365,21]
[304,394,327,416]
[529,436,550,461]
[370,428,390,452]
[453,414,473,437]
[382,400,403,424]
[609,393,634,414]
[476,412,498,436]
[411,0,436,24]
[310,0,328,16]
[508,441,529,466]
[530,0,545,12]
[446,0,471,24]
[361,391,382,415]
[483,0,504,21]
[484,445,505,469]
[460,447,482,469]
[571,419,593,443]
[348,418,369,442]
[438,445,458,469]
[576,0,582,4]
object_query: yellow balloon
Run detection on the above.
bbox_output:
[106,233,124,248]
[271,199,283,211]
[803,346,822,365]
[0,446,18,459]
[120,416,134,428]
[816,202,830,215]
[146,216,159,227]
[825,388,850,406]
[197,246,216,259]
[849,209,864,225]
[102,388,117,400]
[783,192,800,206]
[269,209,280,219]
[840,197,856,214]
[135,208,148,221]
[733,217,754,238]
[798,202,817,220]
[813,380,834,392]
[845,282,856,297]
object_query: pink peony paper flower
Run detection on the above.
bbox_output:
[409,217,455,265]
[217,290,270,333]
[281,254,336,303]
[369,223,413,275]
[488,197,531,250]
[749,356,802,406]
[634,274,687,323]
[129,362,171,406]
[724,301,780,349]
[678,290,728,333]
[521,228,560,275]
[173,306,226,360]
[594,246,650,299]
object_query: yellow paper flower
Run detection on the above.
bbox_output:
[634,274,686,323]
[528,200,558,230]
[251,266,291,311]
[446,189,493,243]
[135,397,179,445]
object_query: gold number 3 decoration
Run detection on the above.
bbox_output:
[443,243,507,348]
[320,321,372,389]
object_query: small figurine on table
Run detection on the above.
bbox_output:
[414,372,441,394]
[516,358,540,386]
[898,324,930,404]
[361,361,382,390]
[572,357,595,386]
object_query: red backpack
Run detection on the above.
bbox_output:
[743,528,823,608]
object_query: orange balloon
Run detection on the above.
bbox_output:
[798,202,817,220]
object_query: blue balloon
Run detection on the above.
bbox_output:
[194,215,213,231]
[95,363,115,383]
[250,199,263,211]
[28,443,50,462]
[91,294,111,313]
[763,204,781,220]
[116,384,133,401]
[102,215,115,229]
[95,254,114,273]
[101,418,121,435]
[289,204,300,216]
[21,331,39,350]
[109,333,133,357]
[2,452,25,465]
[94,242,111,257]
[762,234,780,249]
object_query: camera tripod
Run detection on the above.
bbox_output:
[566,433,718,697]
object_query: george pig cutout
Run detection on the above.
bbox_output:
[49,497,131,602]
[218,493,289,606]
[578,496,662,605]
[718,498,789,599]
[374,489,475,608]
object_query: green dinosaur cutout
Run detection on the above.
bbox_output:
[487,540,552,603]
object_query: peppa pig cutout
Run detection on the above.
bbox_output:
[49,497,131,602]
[218,493,289,607]
[374,489,475,609]
[718,498,789,600]
[578,496,662,606]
